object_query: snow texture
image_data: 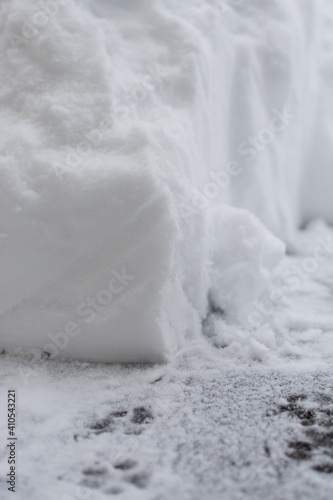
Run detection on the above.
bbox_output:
[0,1,333,496]
[1,0,332,362]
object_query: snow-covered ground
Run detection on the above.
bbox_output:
[0,224,333,500]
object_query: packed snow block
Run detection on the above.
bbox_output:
[0,0,209,362]
[0,164,190,362]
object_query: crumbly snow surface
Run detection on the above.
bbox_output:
[0,0,333,498]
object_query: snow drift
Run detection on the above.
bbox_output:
[0,0,332,362]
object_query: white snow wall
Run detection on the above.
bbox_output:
[0,0,332,362]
